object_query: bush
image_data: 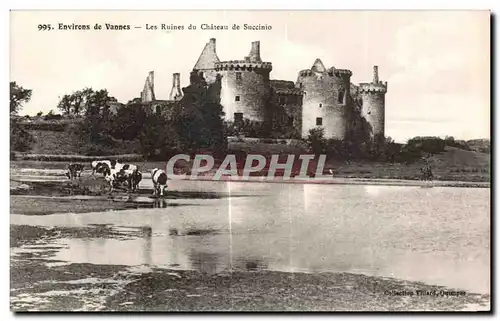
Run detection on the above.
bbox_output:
[43,113,63,121]
[20,122,68,131]
[109,104,147,141]
[444,136,472,151]
[406,136,446,154]
[10,118,33,152]
[305,128,328,156]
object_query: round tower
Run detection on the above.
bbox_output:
[297,59,352,139]
[359,66,388,139]
[215,41,272,123]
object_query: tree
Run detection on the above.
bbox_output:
[57,94,72,115]
[305,127,328,156]
[138,113,180,159]
[10,82,34,154]
[171,72,226,155]
[67,88,119,155]
[10,81,32,114]
[110,102,147,141]
[57,87,113,116]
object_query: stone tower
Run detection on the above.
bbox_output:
[359,66,387,139]
[215,41,272,122]
[169,73,183,101]
[297,59,352,139]
[141,71,155,103]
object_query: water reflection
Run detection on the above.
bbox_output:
[13,181,490,294]
[152,199,168,209]
[189,250,221,274]
[142,226,152,266]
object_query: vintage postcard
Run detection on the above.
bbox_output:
[9,10,490,312]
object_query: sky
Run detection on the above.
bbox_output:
[10,10,490,143]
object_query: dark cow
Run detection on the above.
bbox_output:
[124,169,142,192]
[151,168,168,197]
[66,163,84,180]
[91,160,112,177]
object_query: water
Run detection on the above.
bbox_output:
[11,180,490,294]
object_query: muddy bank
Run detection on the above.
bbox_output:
[104,269,490,312]
[10,259,490,312]
[10,225,141,248]
[10,225,491,312]
[10,180,255,215]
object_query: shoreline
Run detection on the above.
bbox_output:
[174,175,490,188]
[10,171,490,189]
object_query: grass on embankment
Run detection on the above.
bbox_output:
[10,146,490,182]
[325,147,490,182]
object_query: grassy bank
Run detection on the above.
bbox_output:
[10,150,490,183]
[12,153,144,163]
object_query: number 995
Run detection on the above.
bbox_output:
[38,24,53,31]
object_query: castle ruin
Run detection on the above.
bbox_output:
[137,38,387,140]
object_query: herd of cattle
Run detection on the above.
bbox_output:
[66,160,169,196]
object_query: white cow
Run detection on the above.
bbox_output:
[104,163,142,192]
[151,168,168,197]
[112,161,139,174]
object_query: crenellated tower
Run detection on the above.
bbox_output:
[215,41,272,123]
[192,39,272,123]
[297,59,352,139]
[359,66,387,139]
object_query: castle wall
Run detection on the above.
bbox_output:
[270,92,303,137]
[218,64,271,123]
[298,68,351,139]
[270,80,303,137]
[198,70,220,85]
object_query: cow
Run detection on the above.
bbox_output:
[126,169,142,192]
[113,162,139,174]
[91,160,112,177]
[151,168,168,197]
[66,163,84,180]
[103,163,142,193]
